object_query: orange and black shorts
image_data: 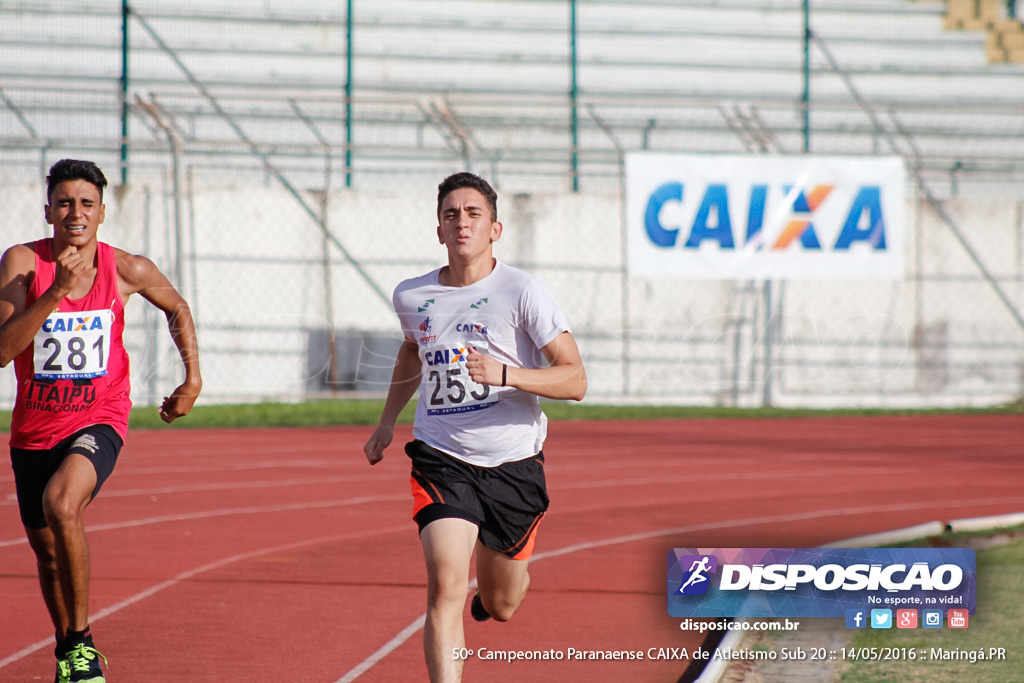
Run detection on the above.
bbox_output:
[405,439,549,561]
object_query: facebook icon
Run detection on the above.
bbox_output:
[845,609,867,629]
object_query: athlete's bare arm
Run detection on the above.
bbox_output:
[364,337,422,465]
[0,244,88,367]
[465,330,587,401]
[116,250,202,422]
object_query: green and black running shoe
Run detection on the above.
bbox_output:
[64,640,107,683]
[54,651,71,683]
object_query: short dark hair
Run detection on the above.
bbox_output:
[46,159,108,203]
[437,172,498,221]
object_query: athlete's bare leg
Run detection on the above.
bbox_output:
[39,453,97,633]
[475,543,531,622]
[420,517,478,683]
[25,526,69,638]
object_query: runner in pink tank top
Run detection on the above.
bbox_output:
[0,159,202,683]
[10,239,132,449]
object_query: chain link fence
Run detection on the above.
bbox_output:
[2,1,1023,408]
[2,168,1020,409]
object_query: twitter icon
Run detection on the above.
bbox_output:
[870,609,892,629]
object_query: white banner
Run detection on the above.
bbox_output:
[625,153,905,280]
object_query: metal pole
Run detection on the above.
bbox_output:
[186,165,200,325]
[761,0,812,407]
[170,136,185,291]
[762,280,774,407]
[570,0,579,193]
[289,100,341,389]
[120,0,130,186]
[345,0,353,188]
[143,187,158,402]
[802,0,810,153]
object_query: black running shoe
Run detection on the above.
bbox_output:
[470,591,492,622]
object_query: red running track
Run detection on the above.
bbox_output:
[1,415,1022,682]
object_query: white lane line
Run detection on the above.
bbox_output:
[333,495,1024,682]
[0,524,409,670]
[0,475,394,507]
[0,495,406,548]
[335,614,427,683]
[1,459,1016,508]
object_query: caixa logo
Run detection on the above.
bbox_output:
[644,182,888,252]
[42,314,106,333]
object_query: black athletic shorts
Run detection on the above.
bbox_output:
[10,424,123,529]
[405,439,549,560]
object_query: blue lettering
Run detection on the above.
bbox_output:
[685,184,734,249]
[644,181,888,253]
[800,226,822,249]
[644,182,683,248]
[835,187,887,250]
[782,185,823,249]
[745,184,768,246]
[91,317,104,330]
[786,184,812,212]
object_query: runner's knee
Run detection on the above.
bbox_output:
[27,534,57,568]
[41,491,82,529]
[482,593,521,622]
[479,574,529,622]
[426,568,469,610]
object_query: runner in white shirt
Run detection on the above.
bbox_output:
[364,172,587,683]
[394,258,568,466]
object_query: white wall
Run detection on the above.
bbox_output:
[3,177,1020,409]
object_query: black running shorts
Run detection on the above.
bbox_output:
[10,424,123,529]
[405,439,549,560]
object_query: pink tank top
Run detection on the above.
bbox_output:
[10,240,132,449]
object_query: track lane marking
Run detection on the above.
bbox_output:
[333,495,1024,682]
[0,525,409,669]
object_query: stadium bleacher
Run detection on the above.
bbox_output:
[1,0,1021,197]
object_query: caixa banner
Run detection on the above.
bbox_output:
[667,548,975,618]
[626,153,905,280]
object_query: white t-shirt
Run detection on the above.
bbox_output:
[393,260,570,467]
